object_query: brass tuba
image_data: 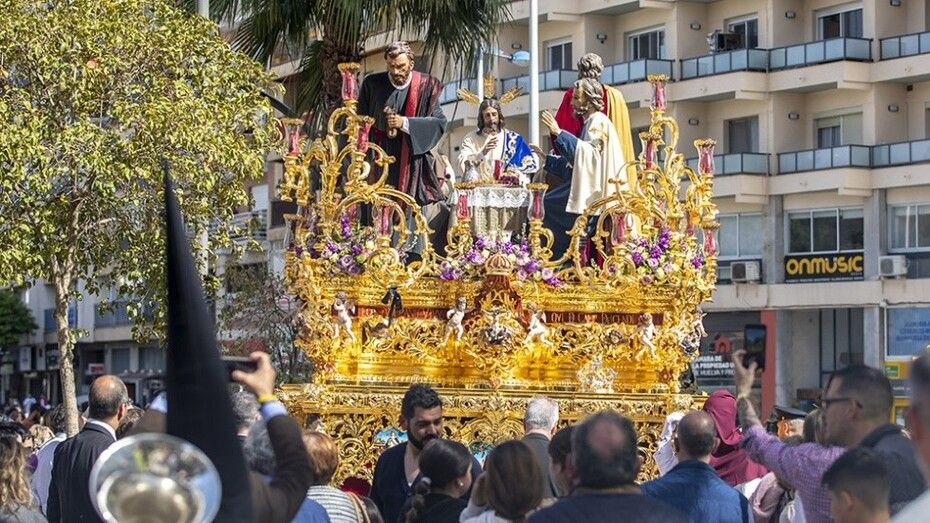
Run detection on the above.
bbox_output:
[89,433,221,523]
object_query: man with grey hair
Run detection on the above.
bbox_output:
[530,77,629,258]
[358,41,448,258]
[522,396,560,498]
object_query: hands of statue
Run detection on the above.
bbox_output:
[482,134,498,154]
[386,113,404,131]
[529,144,546,157]
[541,111,560,136]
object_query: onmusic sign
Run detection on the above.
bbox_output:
[784,253,864,282]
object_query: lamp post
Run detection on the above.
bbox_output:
[528,0,539,146]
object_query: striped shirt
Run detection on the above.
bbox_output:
[307,485,361,523]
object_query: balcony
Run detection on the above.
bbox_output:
[880,31,930,60]
[769,37,871,70]
[500,69,577,95]
[227,210,268,243]
[685,153,770,176]
[602,59,673,86]
[872,139,930,167]
[680,49,769,80]
[777,145,871,174]
[439,78,480,105]
[95,301,155,328]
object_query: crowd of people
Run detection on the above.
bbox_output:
[2,344,930,522]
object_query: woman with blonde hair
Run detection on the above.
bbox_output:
[0,435,45,521]
[301,430,377,522]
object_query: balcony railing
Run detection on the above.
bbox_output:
[777,145,871,174]
[685,153,770,175]
[680,49,769,80]
[44,304,77,333]
[880,31,930,60]
[228,210,268,243]
[439,78,481,105]
[602,59,674,85]
[872,139,930,167]
[499,69,577,94]
[95,300,155,328]
[769,37,871,70]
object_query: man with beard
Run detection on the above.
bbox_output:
[530,77,628,259]
[458,97,538,185]
[369,384,481,523]
[358,41,448,258]
[733,350,923,522]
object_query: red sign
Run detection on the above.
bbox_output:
[87,363,105,376]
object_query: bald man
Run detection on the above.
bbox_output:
[47,375,130,522]
[529,411,688,522]
[641,411,750,523]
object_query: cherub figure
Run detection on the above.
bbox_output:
[332,291,356,342]
[444,297,468,342]
[635,312,657,359]
[523,302,551,346]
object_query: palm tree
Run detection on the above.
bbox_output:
[195,0,512,130]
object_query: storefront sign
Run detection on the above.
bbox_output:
[784,253,864,283]
[692,331,742,387]
[87,363,105,376]
[885,361,911,397]
[886,307,930,358]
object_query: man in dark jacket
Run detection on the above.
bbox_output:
[641,411,749,523]
[47,375,129,522]
[521,396,560,499]
[821,365,924,514]
[528,411,690,523]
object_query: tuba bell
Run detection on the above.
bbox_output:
[89,433,221,523]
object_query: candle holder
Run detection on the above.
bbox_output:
[648,74,669,113]
[357,117,373,152]
[338,63,360,103]
[640,131,662,170]
[526,183,554,260]
[695,139,716,176]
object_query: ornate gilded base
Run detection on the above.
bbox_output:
[279,382,704,484]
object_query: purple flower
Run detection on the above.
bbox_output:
[641,275,653,284]
[631,252,644,266]
[545,276,561,288]
[647,258,659,268]
[347,264,362,276]
[351,244,363,255]
[691,255,705,268]
[294,246,304,256]
[649,246,663,259]
[500,241,513,254]
[541,268,555,280]
[339,255,354,268]
[523,260,540,274]
[516,269,528,280]
[662,263,672,273]
[474,238,487,250]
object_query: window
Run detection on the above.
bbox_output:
[815,113,862,147]
[817,6,863,39]
[717,213,763,259]
[727,17,759,49]
[788,208,864,253]
[890,204,930,251]
[925,107,930,139]
[726,116,759,154]
[627,28,665,61]
[111,348,131,374]
[250,184,268,212]
[138,346,164,372]
[546,39,572,70]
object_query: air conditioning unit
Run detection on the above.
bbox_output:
[730,260,761,283]
[709,31,744,53]
[879,255,908,278]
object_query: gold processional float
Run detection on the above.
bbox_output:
[276,63,719,483]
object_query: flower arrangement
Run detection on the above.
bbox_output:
[303,214,375,276]
[440,237,560,287]
[626,228,706,284]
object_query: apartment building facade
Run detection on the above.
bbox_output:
[409,0,928,416]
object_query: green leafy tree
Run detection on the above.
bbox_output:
[0,289,37,350]
[201,0,511,127]
[0,0,279,435]
[217,261,310,385]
